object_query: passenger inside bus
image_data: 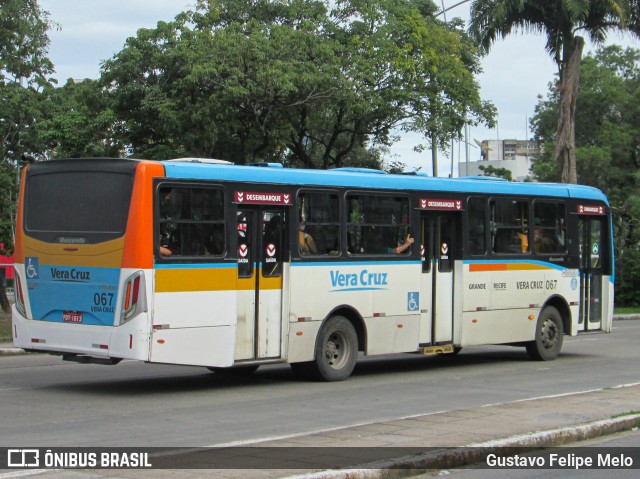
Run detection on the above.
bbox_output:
[159,188,179,255]
[299,224,318,254]
[534,227,555,253]
[393,233,414,254]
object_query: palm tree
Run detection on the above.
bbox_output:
[469,0,639,184]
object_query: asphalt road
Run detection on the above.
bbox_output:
[1,320,638,448]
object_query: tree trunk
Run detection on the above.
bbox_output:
[554,36,584,184]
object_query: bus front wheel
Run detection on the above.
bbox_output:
[292,316,358,382]
[526,306,564,361]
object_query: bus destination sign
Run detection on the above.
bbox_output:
[418,198,464,211]
[577,204,606,215]
[234,191,292,205]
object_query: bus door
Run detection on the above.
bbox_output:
[578,215,607,331]
[236,206,286,360]
[420,211,461,345]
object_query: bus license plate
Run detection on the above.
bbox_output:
[62,311,83,323]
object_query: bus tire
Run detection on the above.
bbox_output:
[292,316,358,382]
[526,306,564,361]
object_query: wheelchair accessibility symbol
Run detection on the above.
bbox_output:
[26,257,39,279]
[408,292,419,312]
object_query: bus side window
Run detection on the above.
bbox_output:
[159,188,181,256]
[347,194,410,256]
[467,197,486,255]
[298,191,340,256]
[158,186,225,259]
[490,198,529,255]
[533,202,566,254]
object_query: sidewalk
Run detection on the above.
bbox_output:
[68,383,640,478]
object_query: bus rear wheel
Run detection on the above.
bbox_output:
[526,306,564,361]
[292,316,358,382]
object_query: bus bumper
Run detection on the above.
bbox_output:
[11,305,151,362]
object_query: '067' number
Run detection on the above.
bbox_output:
[93,293,114,307]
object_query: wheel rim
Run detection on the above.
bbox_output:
[324,330,350,370]
[540,317,559,350]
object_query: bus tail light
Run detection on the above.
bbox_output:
[120,271,147,325]
[14,269,26,316]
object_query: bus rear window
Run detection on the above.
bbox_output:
[25,171,134,244]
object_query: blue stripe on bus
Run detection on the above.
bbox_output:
[291,260,422,267]
[160,162,609,203]
[330,287,388,292]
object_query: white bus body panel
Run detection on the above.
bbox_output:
[364,315,420,355]
[461,262,581,345]
[149,290,236,367]
[287,261,423,361]
[257,288,284,358]
[603,276,614,333]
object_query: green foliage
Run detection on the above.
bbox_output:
[0,161,16,253]
[477,164,512,181]
[470,0,637,183]
[38,79,124,158]
[0,0,54,87]
[532,45,640,305]
[0,0,55,260]
[469,0,633,63]
[101,0,494,166]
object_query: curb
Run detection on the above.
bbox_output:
[0,345,26,355]
[286,414,640,479]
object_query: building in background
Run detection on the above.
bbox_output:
[463,139,543,182]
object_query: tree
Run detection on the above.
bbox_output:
[478,164,512,180]
[469,0,638,184]
[38,79,123,159]
[0,0,54,311]
[531,45,640,304]
[102,0,494,166]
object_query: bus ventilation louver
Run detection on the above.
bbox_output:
[120,271,147,325]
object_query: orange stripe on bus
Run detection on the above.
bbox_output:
[122,161,166,269]
[13,167,28,263]
[469,263,550,272]
[469,263,507,272]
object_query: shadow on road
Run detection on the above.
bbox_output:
[36,345,594,396]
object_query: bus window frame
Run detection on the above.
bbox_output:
[532,199,568,256]
[295,188,342,259]
[489,196,533,257]
[344,190,413,259]
[465,196,489,257]
[154,180,228,263]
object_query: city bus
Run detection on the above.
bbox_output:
[12,158,613,381]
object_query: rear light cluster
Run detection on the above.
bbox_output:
[14,269,26,316]
[120,271,147,325]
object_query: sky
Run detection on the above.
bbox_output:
[39,0,640,176]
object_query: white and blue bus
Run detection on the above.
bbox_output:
[12,158,613,380]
